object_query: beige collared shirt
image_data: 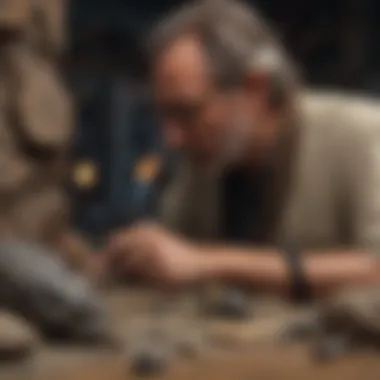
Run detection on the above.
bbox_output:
[159,90,380,254]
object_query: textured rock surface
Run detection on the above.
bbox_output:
[0,0,94,274]
[320,286,380,338]
[19,289,380,380]
[0,311,37,361]
[0,241,111,345]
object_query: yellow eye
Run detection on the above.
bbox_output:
[134,155,161,183]
[72,161,99,190]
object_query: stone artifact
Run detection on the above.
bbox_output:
[0,241,111,344]
[313,286,380,360]
[0,311,37,362]
[202,287,253,320]
[0,0,31,34]
[130,348,170,377]
[0,0,94,274]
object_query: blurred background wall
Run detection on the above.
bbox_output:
[66,0,380,242]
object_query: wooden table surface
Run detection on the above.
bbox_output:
[0,289,379,380]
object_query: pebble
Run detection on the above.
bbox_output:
[213,289,252,320]
[130,350,168,377]
[281,316,322,342]
[314,334,351,362]
[0,311,38,362]
[176,329,205,359]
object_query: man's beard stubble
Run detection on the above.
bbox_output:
[186,114,254,174]
[218,113,254,169]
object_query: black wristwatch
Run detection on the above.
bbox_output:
[283,243,313,303]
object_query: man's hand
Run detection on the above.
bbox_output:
[106,222,205,286]
[105,223,380,296]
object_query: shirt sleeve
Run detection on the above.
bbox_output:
[349,116,380,256]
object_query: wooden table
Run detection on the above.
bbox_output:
[1,289,379,380]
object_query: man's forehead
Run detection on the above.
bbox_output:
[153,35,211,101]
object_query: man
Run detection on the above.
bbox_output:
[106,0,380,299]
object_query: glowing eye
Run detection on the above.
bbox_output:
[72,161,99,190]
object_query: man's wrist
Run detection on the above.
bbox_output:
[192,246,231,282]
[193,245,288,292]
[194,246,257,281]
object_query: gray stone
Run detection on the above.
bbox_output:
[0,241,111,345]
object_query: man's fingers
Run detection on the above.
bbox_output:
[133,219,159,230]
[107,229,150,271]
[108,229,136,256]
[122,249,148,275]
[105,223,163,279]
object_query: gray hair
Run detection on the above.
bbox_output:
[148,0,300,108]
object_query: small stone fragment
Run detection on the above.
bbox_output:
[177,329,204,359]
[281,314,322,342]
[314,334,351,362]
[0,311,37,362]
[130,350,168,377]
[214,289,252,320]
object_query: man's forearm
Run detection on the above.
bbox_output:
[196,246,380,297]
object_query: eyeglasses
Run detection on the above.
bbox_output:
[157,97,211,128]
